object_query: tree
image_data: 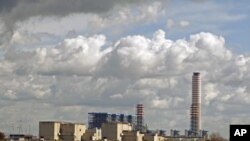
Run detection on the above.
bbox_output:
[209,133,228,141]
[0,131,5,140]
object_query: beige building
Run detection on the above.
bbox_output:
[143,134,166,141]
[82,128,102,141]
[143,134,158,141]
[121,131,144,141]
[60,123,86,141]
[39,121,86,141]
[39,121,61,141]
[121,131,166,141]
[101,122,132,141]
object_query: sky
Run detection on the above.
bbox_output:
[0,0,250,138]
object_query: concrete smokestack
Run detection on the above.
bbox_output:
[136,104,144,131]
[190,72,201,134]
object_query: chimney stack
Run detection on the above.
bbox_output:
[190,72,201,134]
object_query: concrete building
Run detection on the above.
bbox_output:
[82,128,102,141]
[39,121,61,141]
[121,131,144,141]
[60,123,86,141]
[143,134,162,141]
[101,122,132,141]
[121,131,166,141]
[39,121,86,141]
[190,72,201,135]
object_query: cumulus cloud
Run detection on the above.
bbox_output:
[87,1,164,34]
[35,35,109,76]
[0,0,164,48]
[0,0,145,24]
[1,29,250,137]
[12,1,165,38]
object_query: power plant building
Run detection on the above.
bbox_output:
[39,121,86,141]
[101,122,132,141]
[88,113,136,129]
[81,128,102,141]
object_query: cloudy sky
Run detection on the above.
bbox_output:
[0,0,250,138]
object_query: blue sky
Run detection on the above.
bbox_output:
[116,0,250,54]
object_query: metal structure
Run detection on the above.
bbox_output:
[190,72,201,135]
[88,113,136,129]
[136,104,144,131]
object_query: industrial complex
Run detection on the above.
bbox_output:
[5,72,209,141]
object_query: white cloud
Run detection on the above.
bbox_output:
[35,35,109,76]
[167,19,191,29]
[110,93,123,99]
[151,97,170,109]
[10,31,40,46]
[204,83,219,105]
[167,19,175,29]
[15,1,165,38]
[87,1,164,34]
[179,20,190,27]
[1,29,250,137]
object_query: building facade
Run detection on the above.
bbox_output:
[39,121,61,141]
[81,128,102,141]
[39,121,86,141]
[60,123,86,141]
[121,131,144,141]
[88,113,136,129]
[101,122,132,141]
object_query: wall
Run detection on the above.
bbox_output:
[39,122,60,141]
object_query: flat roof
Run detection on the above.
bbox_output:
[39,121,85,125]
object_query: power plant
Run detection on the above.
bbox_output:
[7,72,209,141]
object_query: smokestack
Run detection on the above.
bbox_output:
[190,72,201,134]
[136,104,144,131]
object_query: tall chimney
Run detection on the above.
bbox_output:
[190,72,201,134]
[136,104,144,131]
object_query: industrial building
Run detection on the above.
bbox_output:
[101,122,132,141]
[39,121,61,141]
[101,122,166,141]
[121,131,144,141]
[88,113,136,129]
[60,123,86,141]
[81,128,102,141]
[39,121,86,141]
[38,121,168,141]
